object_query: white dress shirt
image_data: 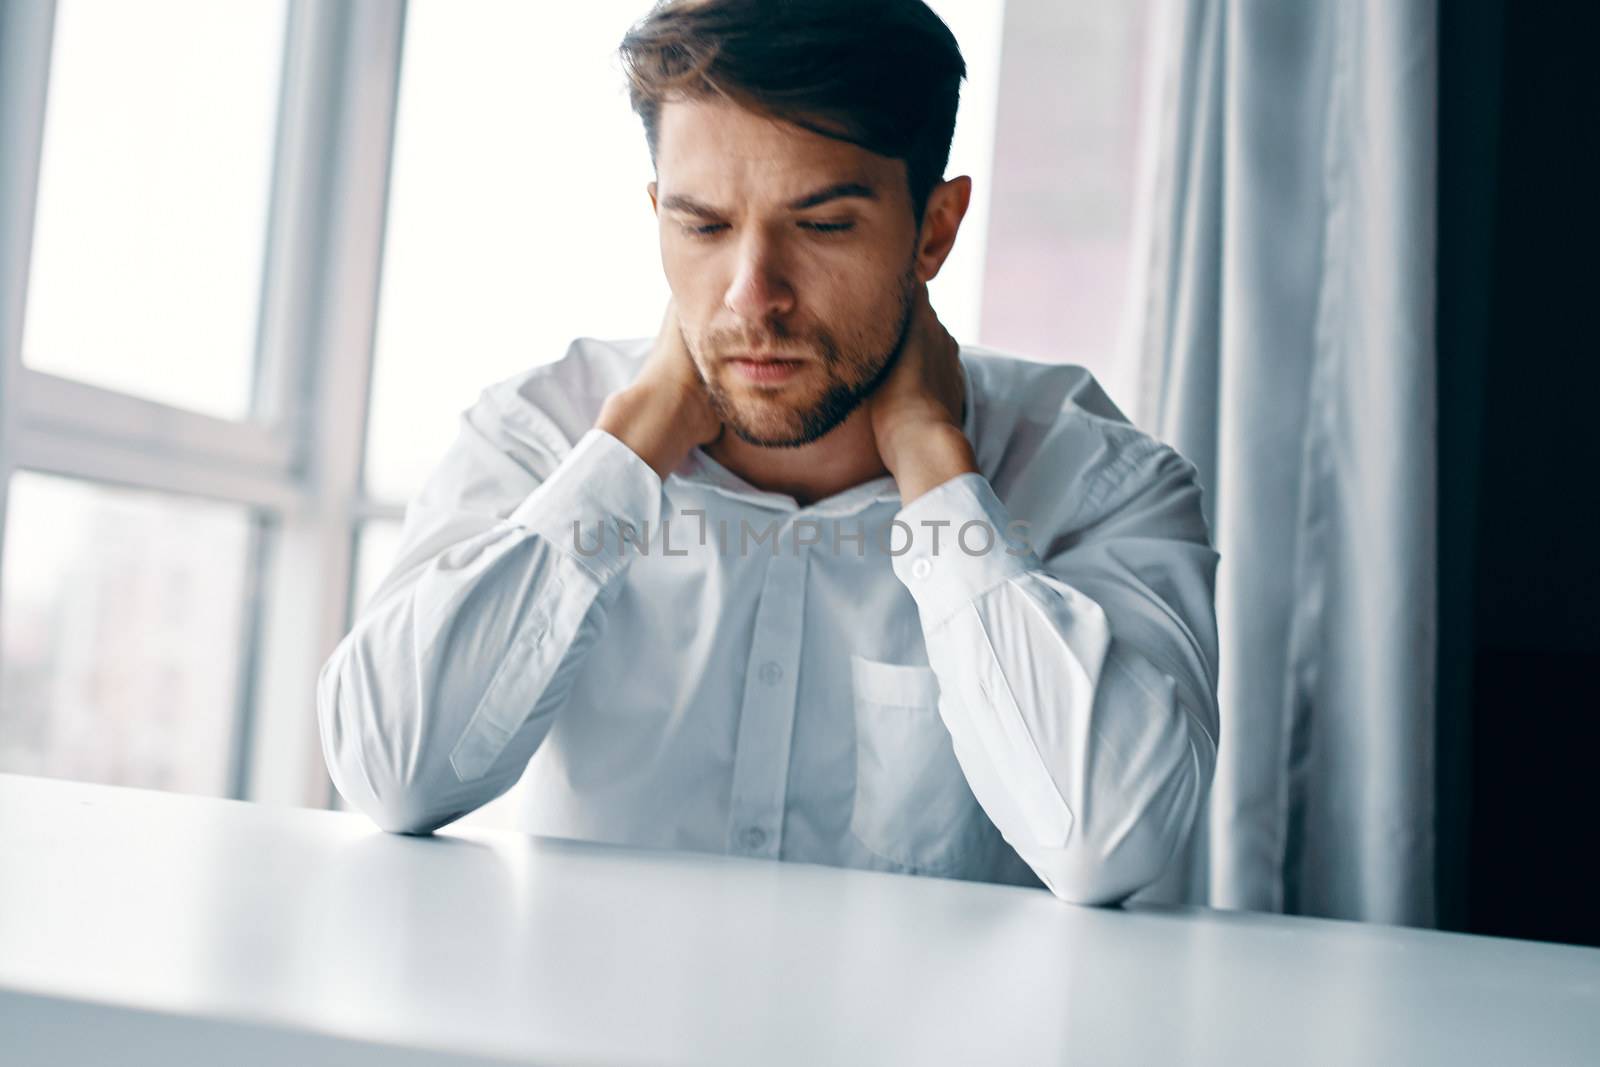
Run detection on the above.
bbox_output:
[318,337,1220,904]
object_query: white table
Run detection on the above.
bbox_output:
[1,773,1596,1065]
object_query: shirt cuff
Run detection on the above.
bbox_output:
[891,472,1038,626]
[508,427,663,584]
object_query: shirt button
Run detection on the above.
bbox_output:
[740,826,767,850]
[911,557,933,580]
[758,661,783,685]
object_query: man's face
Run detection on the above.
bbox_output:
[650,98,923,447]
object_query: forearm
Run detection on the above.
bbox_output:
[320,531,619,832]
[318,429,661,833]
[923,602,1214,903]
[892,471,1220,903]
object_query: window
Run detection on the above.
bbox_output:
[980,0,1156,413]
[0,1,395,806]
[0,471,257,795]
[21,0,287,420]
[363,2,663,503]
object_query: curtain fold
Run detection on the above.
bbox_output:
[1124,0,1438,925]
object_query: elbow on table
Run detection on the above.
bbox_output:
[363,793,466,836]
[316,646,469,837]
[1037,830,1177,906]
[325,749,465,837]
[328,745,473,836]
[1035,732,1212,907]
[325,736,472,837]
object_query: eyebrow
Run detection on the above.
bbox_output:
[786,181,878,210]
[659,181,879,219]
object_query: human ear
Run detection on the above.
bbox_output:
[914,175,973,283]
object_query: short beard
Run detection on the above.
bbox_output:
[706,265,919,449]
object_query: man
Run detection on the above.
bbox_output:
[317,0,1220,905]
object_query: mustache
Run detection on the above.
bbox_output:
[703,329,828,363]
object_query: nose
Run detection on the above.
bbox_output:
[723,227,795,324]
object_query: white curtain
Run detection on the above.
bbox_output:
[1123,0,1438,924]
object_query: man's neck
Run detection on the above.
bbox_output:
[702,405,891,508]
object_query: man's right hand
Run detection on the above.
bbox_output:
[596,300,724,479]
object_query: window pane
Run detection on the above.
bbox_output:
[21,0,287,419]
[925,0,1008,342]
[979,0,1155,412]
[363,0,1004,503]
[0,472,255,796]
[362,1,664,502]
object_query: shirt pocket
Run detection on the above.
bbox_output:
[848,653,993,877]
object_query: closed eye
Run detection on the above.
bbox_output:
[677,220,854,239]
[799,220,855,234]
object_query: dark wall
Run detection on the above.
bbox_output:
[1437,0,1600,947]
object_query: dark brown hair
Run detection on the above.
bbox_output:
[619,0,967,227]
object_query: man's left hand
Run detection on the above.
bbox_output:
[868,281,979,503]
